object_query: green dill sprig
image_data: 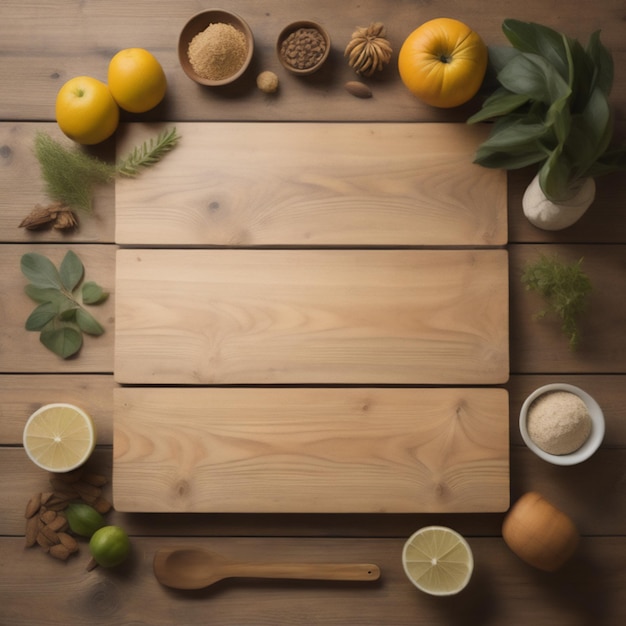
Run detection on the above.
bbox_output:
[116,127,180,177]
[521,254,592,350]
[35,132,116,213]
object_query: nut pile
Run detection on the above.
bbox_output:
[280,27,327,70]
[24,468,111,561]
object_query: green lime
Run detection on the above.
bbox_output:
[89,525,131,568]
[65,503,106,537]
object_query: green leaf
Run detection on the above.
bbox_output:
[25,302,58,331]
[502,20,571,80]
[20,253,63,289]
[40,327,83,359]
[467,89,530,124]
[488,46,521,73]
[497,52,570,105]
[76,308,105,335]
[586,146,626,178]
[59,250,84,292]
[116,127,181,178]
[586,31,614,96]
[24,284,64,304]
[473,118,549,170]
[539,147,574,202]
[82,281,109,305]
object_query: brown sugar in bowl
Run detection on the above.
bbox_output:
[178,9,254,86]
[276,20,330,76]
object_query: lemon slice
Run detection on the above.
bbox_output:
[402,526,474,596]
[23,403,96,472]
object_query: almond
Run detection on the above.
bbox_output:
[49,544,71,561]
[36,531,55,550]
[57,532,78,553]
[25,515,39,547]
[82,472,108,487]
[47,515,69,533]
[345,81,372,98]
[40,524,60,545]
[93,496,112,515]
[41,509,57,525]
[24,493,42,519]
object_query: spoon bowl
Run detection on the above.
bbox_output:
[153,547,380,590]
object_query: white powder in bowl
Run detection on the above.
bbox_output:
[527,390,592,455]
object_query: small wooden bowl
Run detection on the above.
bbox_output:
[178,9,254,86]
[276,20,330,76]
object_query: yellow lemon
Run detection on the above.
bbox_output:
[107,48,167,113]
[55,76,119,145]
[23,403,96,472]
[402,526,474,595]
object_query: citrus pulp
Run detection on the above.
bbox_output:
[402,526,474,595]
[23,403,96,472]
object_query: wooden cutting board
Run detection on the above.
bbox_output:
[114,248,509,385]
[113,387,509,513]
[114,122,507,246]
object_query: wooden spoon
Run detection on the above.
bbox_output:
[153,547,381,589]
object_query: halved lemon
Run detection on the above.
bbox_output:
[402,526,474,596]
[23,403,96,473]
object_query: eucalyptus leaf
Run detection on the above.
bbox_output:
[76,308,105,335]
[25,302,59,331]
[59,250,84,292]
[40,327,83,359]
[20,253,63,289]
[24,284,66,305]
[82,281,109,305]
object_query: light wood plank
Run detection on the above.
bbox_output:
[113,387,509,513]
[114,249,509,385]
[115,122,507,246]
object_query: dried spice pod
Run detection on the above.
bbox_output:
[345,81,373,98]
[345,22,393,77]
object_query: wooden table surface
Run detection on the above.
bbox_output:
[1,1,625,624]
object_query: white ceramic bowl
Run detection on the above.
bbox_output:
[519,383,605,465]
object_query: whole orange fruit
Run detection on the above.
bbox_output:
[55,76,119,145]
[398,18,488,108]
[108,48,167,113]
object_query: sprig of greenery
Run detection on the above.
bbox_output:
[21,250,109,359]
[521,254,592,350]
[116,127,180,177]
[35,132,115,213]
[33,127,180,214]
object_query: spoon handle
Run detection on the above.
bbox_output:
[228,562,380,582]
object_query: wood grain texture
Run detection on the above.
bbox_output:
[2,536,624,626]
[115,122,507,246]
[113,387,509,513]
[114,248,509,384]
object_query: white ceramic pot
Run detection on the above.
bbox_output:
[522,174,596,230]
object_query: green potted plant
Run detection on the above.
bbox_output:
[468,19,626,230]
